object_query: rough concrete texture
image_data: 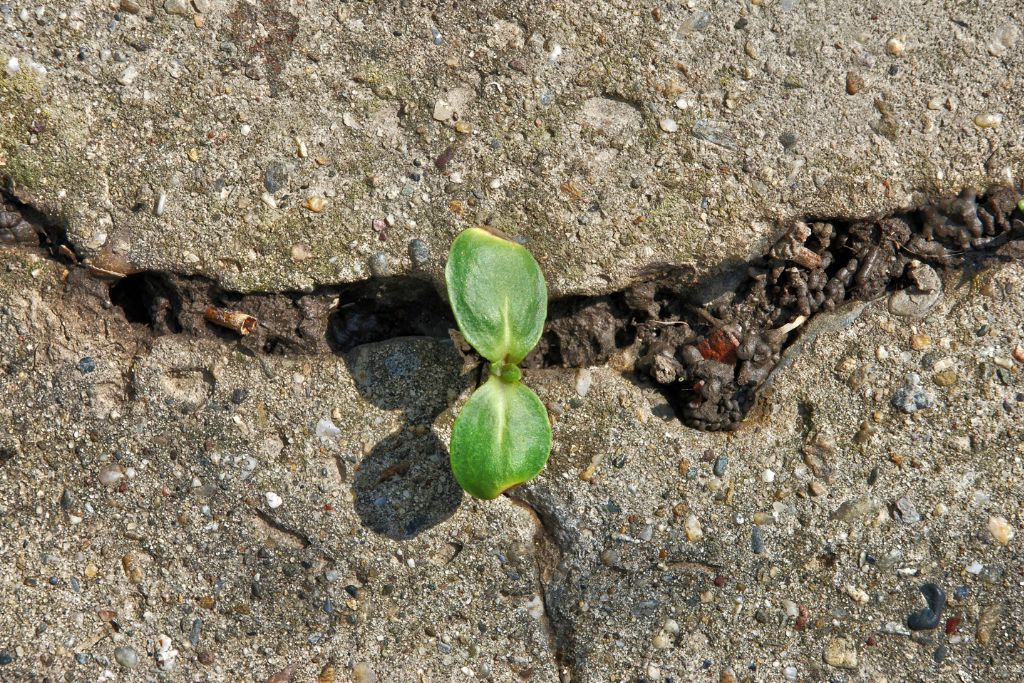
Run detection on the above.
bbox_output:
[514,262,1024,681]
[0,264,560,681]
[2,1,1022,294]
[2,1,1024,683]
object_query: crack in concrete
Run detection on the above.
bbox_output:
[3,185,1023,434]
[506,495,575,683]
[251,507,312,550]
[524,185,1024,429]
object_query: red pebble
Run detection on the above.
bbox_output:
[946,615,962,635]
[697,329,739,365]
[866,636,876,646]
[323,503,333,511]
[794,604,809,631]
[713,574,726,587]
[117,481,129,493]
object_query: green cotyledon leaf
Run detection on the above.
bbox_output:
[449,376,552,500]
[444,227,547,365]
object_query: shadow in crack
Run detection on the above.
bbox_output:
[326,276,453,355]
[342,336,472,540]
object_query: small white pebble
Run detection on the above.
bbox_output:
[987,26,1018,56]
[987,516,1014,545]
[526,596,545,619]
[886,37,906,56]
[685,514,703,541]
[974,112,1002,129]
[432,99,454,121]
[5,57,20,75]
[659,117,679,133]
[154,635,178,671]
[118,65,139,85]
[652,632,671,649]
[98,464,123,486]
[965,560,984,575]
[85,231,107,249]
[265,491,283,509]
[761,469,775,483]
[154,191,167,217]
[675,97,691,110]
[574,368,592,397]
[240,124,251,136]
[315,418,341,439]
[845,584,870,605]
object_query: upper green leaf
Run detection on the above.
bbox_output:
[445,227,547,365]
[449,376,552,500]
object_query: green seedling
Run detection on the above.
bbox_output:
[445,227,551,499]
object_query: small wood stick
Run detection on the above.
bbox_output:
[204,306,257,335]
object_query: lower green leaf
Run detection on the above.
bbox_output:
[450,376,552,500]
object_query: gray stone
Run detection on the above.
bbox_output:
[891,373,935,414]
[164,0,191,16]
[408,239,430,268]
[894,496,921,524]
[831,497,877,523]
[113,646,139,670]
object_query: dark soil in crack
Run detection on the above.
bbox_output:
[3,184,1023,432]
[523,186,1024,429]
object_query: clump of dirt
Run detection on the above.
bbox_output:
[526,187,1024,430]
[0,195,38,245]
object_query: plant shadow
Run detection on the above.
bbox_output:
[338,333,473,540]
[352,427,463,540]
